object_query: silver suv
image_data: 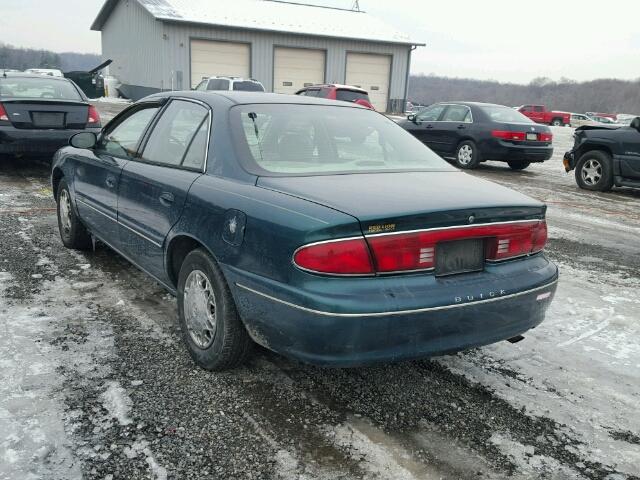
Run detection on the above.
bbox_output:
[194,76,265,92]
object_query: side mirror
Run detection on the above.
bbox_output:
[631,117,640,131]
[70,131,97,149]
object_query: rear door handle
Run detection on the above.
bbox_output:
[159,192,174,206]
[457,125,466,129]
[426,124,434,129]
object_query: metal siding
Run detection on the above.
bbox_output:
[101,0,164,91]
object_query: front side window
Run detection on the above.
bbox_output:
[416,104,446,122]
[207,79,230,90]
[141,100,209,169]
[441,105,472,123]
[232,104,453,176]
[534,106,544,112]
[195,80,208,91]
[98,107,160,158]
[0,77,82,101]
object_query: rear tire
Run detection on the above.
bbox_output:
[454,140,481,169]
[56,179,92,250]
[575,151,614,191]
[177,249,252,370]
[507,160,531,170]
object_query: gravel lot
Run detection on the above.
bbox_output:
[1,104,639,479]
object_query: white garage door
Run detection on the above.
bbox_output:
[190,40,250,88]
[346,53,391,112]
[274,47,325,95]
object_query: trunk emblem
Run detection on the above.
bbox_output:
[468,215,475,224]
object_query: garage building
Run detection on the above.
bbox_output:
[91,0,423,112]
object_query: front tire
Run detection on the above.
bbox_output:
[56,179,92,250]
[177,249,252,370]
[455,140,481,169]
[575,151,614,191]
[507,160,531,170]
[551,118,563,126]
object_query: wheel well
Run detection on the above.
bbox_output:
[166,236,208,287]
[576,144,612,162]
[51,168,64,199]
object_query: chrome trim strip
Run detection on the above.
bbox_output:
[364,219,542,238]
[76,198,162,248]
[76,197,117,222]
[234,279,558,318]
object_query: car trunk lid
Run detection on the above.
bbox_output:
[257,171,545,233]
[0,100,89,129]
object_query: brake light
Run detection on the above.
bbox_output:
[292,220,548,276]
[538,132,553,142]
[293,238,374,275]
[492,130,525,141]
[0,103,8,122]
[87,105,101,126]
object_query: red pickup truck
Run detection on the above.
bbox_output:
[517,105,571,126]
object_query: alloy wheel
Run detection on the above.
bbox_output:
[183,269,217,349]
[59,189,72,234]
[581,159,602,186]
[458,145,473,165]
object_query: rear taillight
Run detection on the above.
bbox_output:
[538,132,553,142]
[492,130,525,141]
[0,103,8,122]
[87,105,101,126]
[293,238,374,275]
[293,220,548,276]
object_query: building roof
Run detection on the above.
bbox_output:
[91,0,423,46]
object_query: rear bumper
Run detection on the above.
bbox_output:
[0,126,100,156]
[224,254,558,366]
[483,140,553,163]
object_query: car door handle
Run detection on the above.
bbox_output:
[426,125,434,129]
[105,176,116,188]
[457,125,466,129]
[159,192,174,206]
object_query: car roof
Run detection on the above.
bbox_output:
[300,84,368,93]
[145,90,369,109]
[434,101,512,109]
[0,72,70,81]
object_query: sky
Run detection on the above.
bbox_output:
[1,0,639,84]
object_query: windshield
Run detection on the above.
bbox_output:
[233,81,264,92]
[231,104,453,176]
[0,76,82,101]
[482,105,533,123]
[336,89,369,103]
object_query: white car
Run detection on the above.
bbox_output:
[193,76,265,92]
[570,113,599,128]
[24,68,64,77]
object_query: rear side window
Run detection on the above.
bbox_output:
[335,89,369,103]
[98,107,160,158]
[441,105,472,123]
[207,79,230,90]
[141,100,209,169]
[0,77,82,101]
[233,81,264,92]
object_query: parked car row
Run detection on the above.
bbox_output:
[49,90,558,370]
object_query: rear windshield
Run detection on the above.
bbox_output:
[481,106,533,124]
[335,89,369,103]
[232,104,453,176]
[233,81,264,92]
[0,77,82,101]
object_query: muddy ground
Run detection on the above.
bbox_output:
[1,107,639,479]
